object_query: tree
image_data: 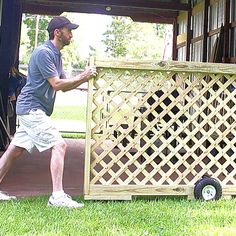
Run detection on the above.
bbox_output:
[102,16,132,58]
[23,14,52,51]
[102,16,170,60]
[21,13,85,71]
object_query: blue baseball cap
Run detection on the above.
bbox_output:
[47,16,79,32]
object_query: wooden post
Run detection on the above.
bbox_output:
[202,0,209,62]
[84,56,95,196]
[186,8,192,61]
[172,19,178,60]
[223,0,230,63]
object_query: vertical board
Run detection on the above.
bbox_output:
[84,57,95,195]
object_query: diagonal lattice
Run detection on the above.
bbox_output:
[84,59,236,199]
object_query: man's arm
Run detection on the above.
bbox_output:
[48,66,97,92]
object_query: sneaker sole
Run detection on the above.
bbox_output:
[47,202,84,209]
[0,197,17,201]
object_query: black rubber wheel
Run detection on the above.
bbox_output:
[194,177,222,201]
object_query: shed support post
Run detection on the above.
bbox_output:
[0,0,22,149]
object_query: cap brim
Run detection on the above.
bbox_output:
[67,23,79,30]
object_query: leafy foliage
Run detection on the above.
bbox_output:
[102,16,168,59]
[23,14,52,51]
[20,13,171,71]
[102,16,132,57]
[21,13,85,71]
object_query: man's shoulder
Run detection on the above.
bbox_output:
[36,42,53,53]
[33,43,54,58]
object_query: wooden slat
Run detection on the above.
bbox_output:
[84,194,132,200]
[231,21,236,28]
[210,0,220,5]
[177,33,187,45]
[83,57,95,195]
[191,35,204,43]
[21,0,190,11]
[89,185,194,196]
[95,59,236,74]
[177,11,187,22]
[208,28,221,37]
[192,2,204,16]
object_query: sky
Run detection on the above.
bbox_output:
[61,12,173,60]
[64,13,112,58]
[19,12,113,63]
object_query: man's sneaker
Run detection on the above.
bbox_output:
[0,191,16,201]
[47,193,84,209]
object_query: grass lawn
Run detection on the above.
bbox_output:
[1,197,236,235]
[51,106,87,121]
[61,132,86,139]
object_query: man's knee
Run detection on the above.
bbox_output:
[53,140,67,154]
[6,144,25,158]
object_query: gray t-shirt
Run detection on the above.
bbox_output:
[16,40,65,116]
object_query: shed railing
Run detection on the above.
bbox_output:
[84,58,236,200]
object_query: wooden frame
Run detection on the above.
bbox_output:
[84,58,236,200]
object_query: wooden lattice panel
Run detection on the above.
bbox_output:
[84,59,236,200]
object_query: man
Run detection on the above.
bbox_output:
[0,16,97,208]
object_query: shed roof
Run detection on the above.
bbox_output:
[20,0,190,23]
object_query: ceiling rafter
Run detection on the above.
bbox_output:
[21,0,190,11]
[23,4,177,23]
[21,0,187,23]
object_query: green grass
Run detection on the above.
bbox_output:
[1,197,236,235]
[51,106,133,123]
[61,132,86,139]
[51,106,87,121]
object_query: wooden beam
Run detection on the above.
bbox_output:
[22,2,178,24]
[176,41,187,49]
[177,33,187,45]
[210,0,220,5]
[94,58,236,74]
[191,35,204,44]
[231,21,236,28]
[0,0,22,148]
[131,14,175,24]
[208,27,221,37]
[172,19,177,60]
[177,11,187,22]
[203,0,210,62]
[186,9,192,61]
[84,57,95,196]
[192,2,204,16]
[223,0,230,63]
[22,4,62,15]
[21,0,190,11]
[229,57,236,63]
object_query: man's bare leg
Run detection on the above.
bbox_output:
[50,140,67,192]
[0,144,25,200]
[0,144,25,183]
[48,140,84,208]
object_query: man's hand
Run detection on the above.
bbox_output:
[80,66,98,81]
[48,66,98,92]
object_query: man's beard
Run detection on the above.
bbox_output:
[59,34,71,46]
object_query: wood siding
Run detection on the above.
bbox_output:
[176,0,236,64]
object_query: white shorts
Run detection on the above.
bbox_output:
[12,109,63,153]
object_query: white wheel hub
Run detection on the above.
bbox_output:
[202,185,216,200]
